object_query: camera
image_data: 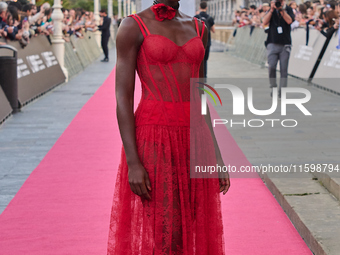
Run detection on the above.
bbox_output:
[275,0,282,8]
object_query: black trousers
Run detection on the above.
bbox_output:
[204,44,211,78]
[101,35,110,59]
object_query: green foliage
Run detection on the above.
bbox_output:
[71,0,94,11]
[35,0,118,13]
[100,0,107,12]
[36,0,53,7]
[62,0,71,9]
[112,0,118,15]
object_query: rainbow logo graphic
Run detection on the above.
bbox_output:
[197,82,222,106]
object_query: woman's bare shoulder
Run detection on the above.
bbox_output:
[116,15,144,46]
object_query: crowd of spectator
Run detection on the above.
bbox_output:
[232,0,340,39]
[0,0,102,48]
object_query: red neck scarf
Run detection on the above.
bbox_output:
[151,3,176,21]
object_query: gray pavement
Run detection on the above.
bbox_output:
[0,49,116,214]
[207,48,340,255]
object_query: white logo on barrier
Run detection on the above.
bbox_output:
[200,84,312,128]
[294,45,313,61]
[324,50,340,69]
[41,51,58,68]
[201,85,312,116]
[26,54,46,73]
[17,58,30,79]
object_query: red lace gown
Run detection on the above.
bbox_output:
[107,13,225,255]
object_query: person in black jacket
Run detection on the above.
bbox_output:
[98,9,111,62]
[194,1,215,78]
[262,0,295,98]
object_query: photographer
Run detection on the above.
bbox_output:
[263,0,295,98]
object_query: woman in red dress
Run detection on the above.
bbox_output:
[107,0,230,254]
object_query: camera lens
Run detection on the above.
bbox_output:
[275,0,281,8]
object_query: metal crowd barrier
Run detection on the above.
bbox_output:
[0,30,115,123]
[216,26,340,94]
[6,36,65,106]
[84,32,102,61]
[0,86,11,124]
[0,45,18,113]
[312,32,340,94]
[70,35,92,68]
[233,26,267,67]
[64,31,115,79]
[288,28,326,79]
[64,41,83,78]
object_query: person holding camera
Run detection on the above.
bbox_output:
[98,9,111,63]
[263,0,295,98]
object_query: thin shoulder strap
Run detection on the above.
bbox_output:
[194,17,200,37]
[128,14,150,37]
[200,20,205,39]
[193,17,205,39]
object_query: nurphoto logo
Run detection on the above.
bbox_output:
[197,82,312,128]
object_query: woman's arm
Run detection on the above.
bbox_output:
[115,16,152,200]
[198,21,231,195]
[320,26,336,39]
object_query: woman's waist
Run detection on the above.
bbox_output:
[134,100,203,127]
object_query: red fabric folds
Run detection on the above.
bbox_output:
[107,14,225,255]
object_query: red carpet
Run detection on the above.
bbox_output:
[0,68,311,254]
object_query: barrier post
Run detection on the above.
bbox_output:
[123,0,127,17]
[118,0,122,19]
[108,0,113,19]
[52,0,68,82]
[0,45,19,112]
[94,0,101,48]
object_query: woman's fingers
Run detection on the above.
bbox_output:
[219,178,227,192]
[134,184,143,197]
[129,183,137,196]
[142,171,152,200]
[145,173,152,191]
[129,170,152,200]
[219,171,231,195]
[140,182,151,200]
[219,178,225,192]
[224,178,231,195]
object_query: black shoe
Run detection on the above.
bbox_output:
[101,58,109,62]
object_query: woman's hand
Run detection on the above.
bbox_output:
[216,157,230,195]
[128,162,152,200]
